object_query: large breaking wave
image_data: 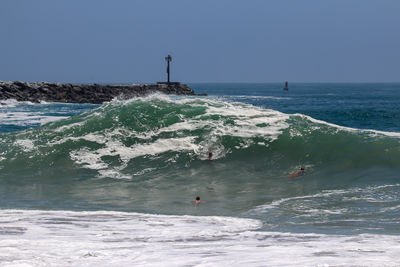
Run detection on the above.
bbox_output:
[1,95,399,180]
[1,95,400,232]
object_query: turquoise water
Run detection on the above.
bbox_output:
[1,83,400,237]
[191,83,400,132]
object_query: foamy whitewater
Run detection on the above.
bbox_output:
[1,83,400,266]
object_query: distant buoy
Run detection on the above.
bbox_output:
[283,81,289,91]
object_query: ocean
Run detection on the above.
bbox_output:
[1,83,400,266]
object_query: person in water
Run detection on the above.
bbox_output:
[194,196,202,204]
[288,167,305,178]
[208,152,213,160]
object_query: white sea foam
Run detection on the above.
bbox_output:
[0,99,50,107]
[249,184,400,229]
[215,95,292,100]
[69,137,199,175]
[53,121,86,133]
[0,99,20,107]
[0,112,68,126]
[13,139,35,152]
[0,209,399,267]
[295,113,400,138]
[61,97,290,178]
[171,98,289,142]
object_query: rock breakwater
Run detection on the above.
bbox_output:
[0,81,196,104]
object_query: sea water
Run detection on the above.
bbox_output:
[1,83,400,266]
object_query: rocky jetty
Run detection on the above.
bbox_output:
[0,81,197,104]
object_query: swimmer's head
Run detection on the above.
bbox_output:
[300,167,305,171]
[196,196,200,201]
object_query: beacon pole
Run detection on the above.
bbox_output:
[165,54,172,84]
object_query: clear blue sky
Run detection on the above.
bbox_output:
[1,0,399,83]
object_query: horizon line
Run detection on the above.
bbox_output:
[1,80,400,84]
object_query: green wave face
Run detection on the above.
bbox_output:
[1,96,400,216]
[0,96,289,178]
